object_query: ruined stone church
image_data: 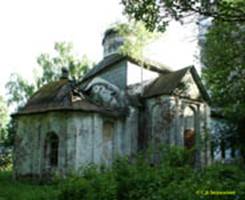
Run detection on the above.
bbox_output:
[13,28,211,177]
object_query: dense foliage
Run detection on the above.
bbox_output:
[121,0,245,161]
[202,20,245,120]
[121,0,245,32]
[58,146,245,200]
[0,149,12,172]
[0,96,9,143]
[0,146,244,200]
[114,21,160,59]
[201,1,245,160]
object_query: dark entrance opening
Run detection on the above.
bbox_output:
[49,133,59,167]
[45,132,59,168]
[184,129,195,149]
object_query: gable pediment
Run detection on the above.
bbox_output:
[143,66,210,102]
[174,71,201,100]
[173,68,209,102]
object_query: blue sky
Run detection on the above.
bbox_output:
[0,0,200,97]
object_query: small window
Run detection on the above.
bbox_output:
[103,120,114,142]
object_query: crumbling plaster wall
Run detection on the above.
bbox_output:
[144,95,210,166]
[14,112,69,177]
[14,108,139,177]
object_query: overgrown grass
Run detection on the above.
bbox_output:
[0,170,59,200]
[58,146,245,200]
[0,146,245,200]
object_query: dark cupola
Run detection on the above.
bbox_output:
[102,27,124,58]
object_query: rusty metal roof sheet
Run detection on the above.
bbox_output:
[13,79,121,117]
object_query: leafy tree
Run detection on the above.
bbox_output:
[6,42,91,108]
[121,0,245,32]
[36,42,90,88]
[202,21,244,118]
[5,42,91,146]
[114,21,160,59]
[122,0,245,161]
[0,96,9,143]
[5,74,35,108]
[202,17,245,159]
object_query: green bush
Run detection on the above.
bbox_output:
[0,149,12,171]
[0,146,243,200]
[57,146,245,200]
[58,165,117,200]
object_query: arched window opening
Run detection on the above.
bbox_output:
[50,133,59,167]
[45,132,59,168]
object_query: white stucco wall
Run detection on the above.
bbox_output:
[14,108,139,177]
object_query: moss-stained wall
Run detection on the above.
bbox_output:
[14,109,139,177]
[14,112,71,177]
[98,60,127,89]
[144,95,210,166]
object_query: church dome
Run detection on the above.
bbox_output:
[102,27,124,58]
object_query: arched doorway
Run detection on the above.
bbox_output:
[183,106,196,150]
[184,129,195,149]
[44,132,59,169]
[183,106,196,165]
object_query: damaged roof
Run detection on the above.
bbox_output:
[82,53,171,82]
[143,66,210,102]
[14,58,209,117]
[13,79,121,117]
[143,67,189,98]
